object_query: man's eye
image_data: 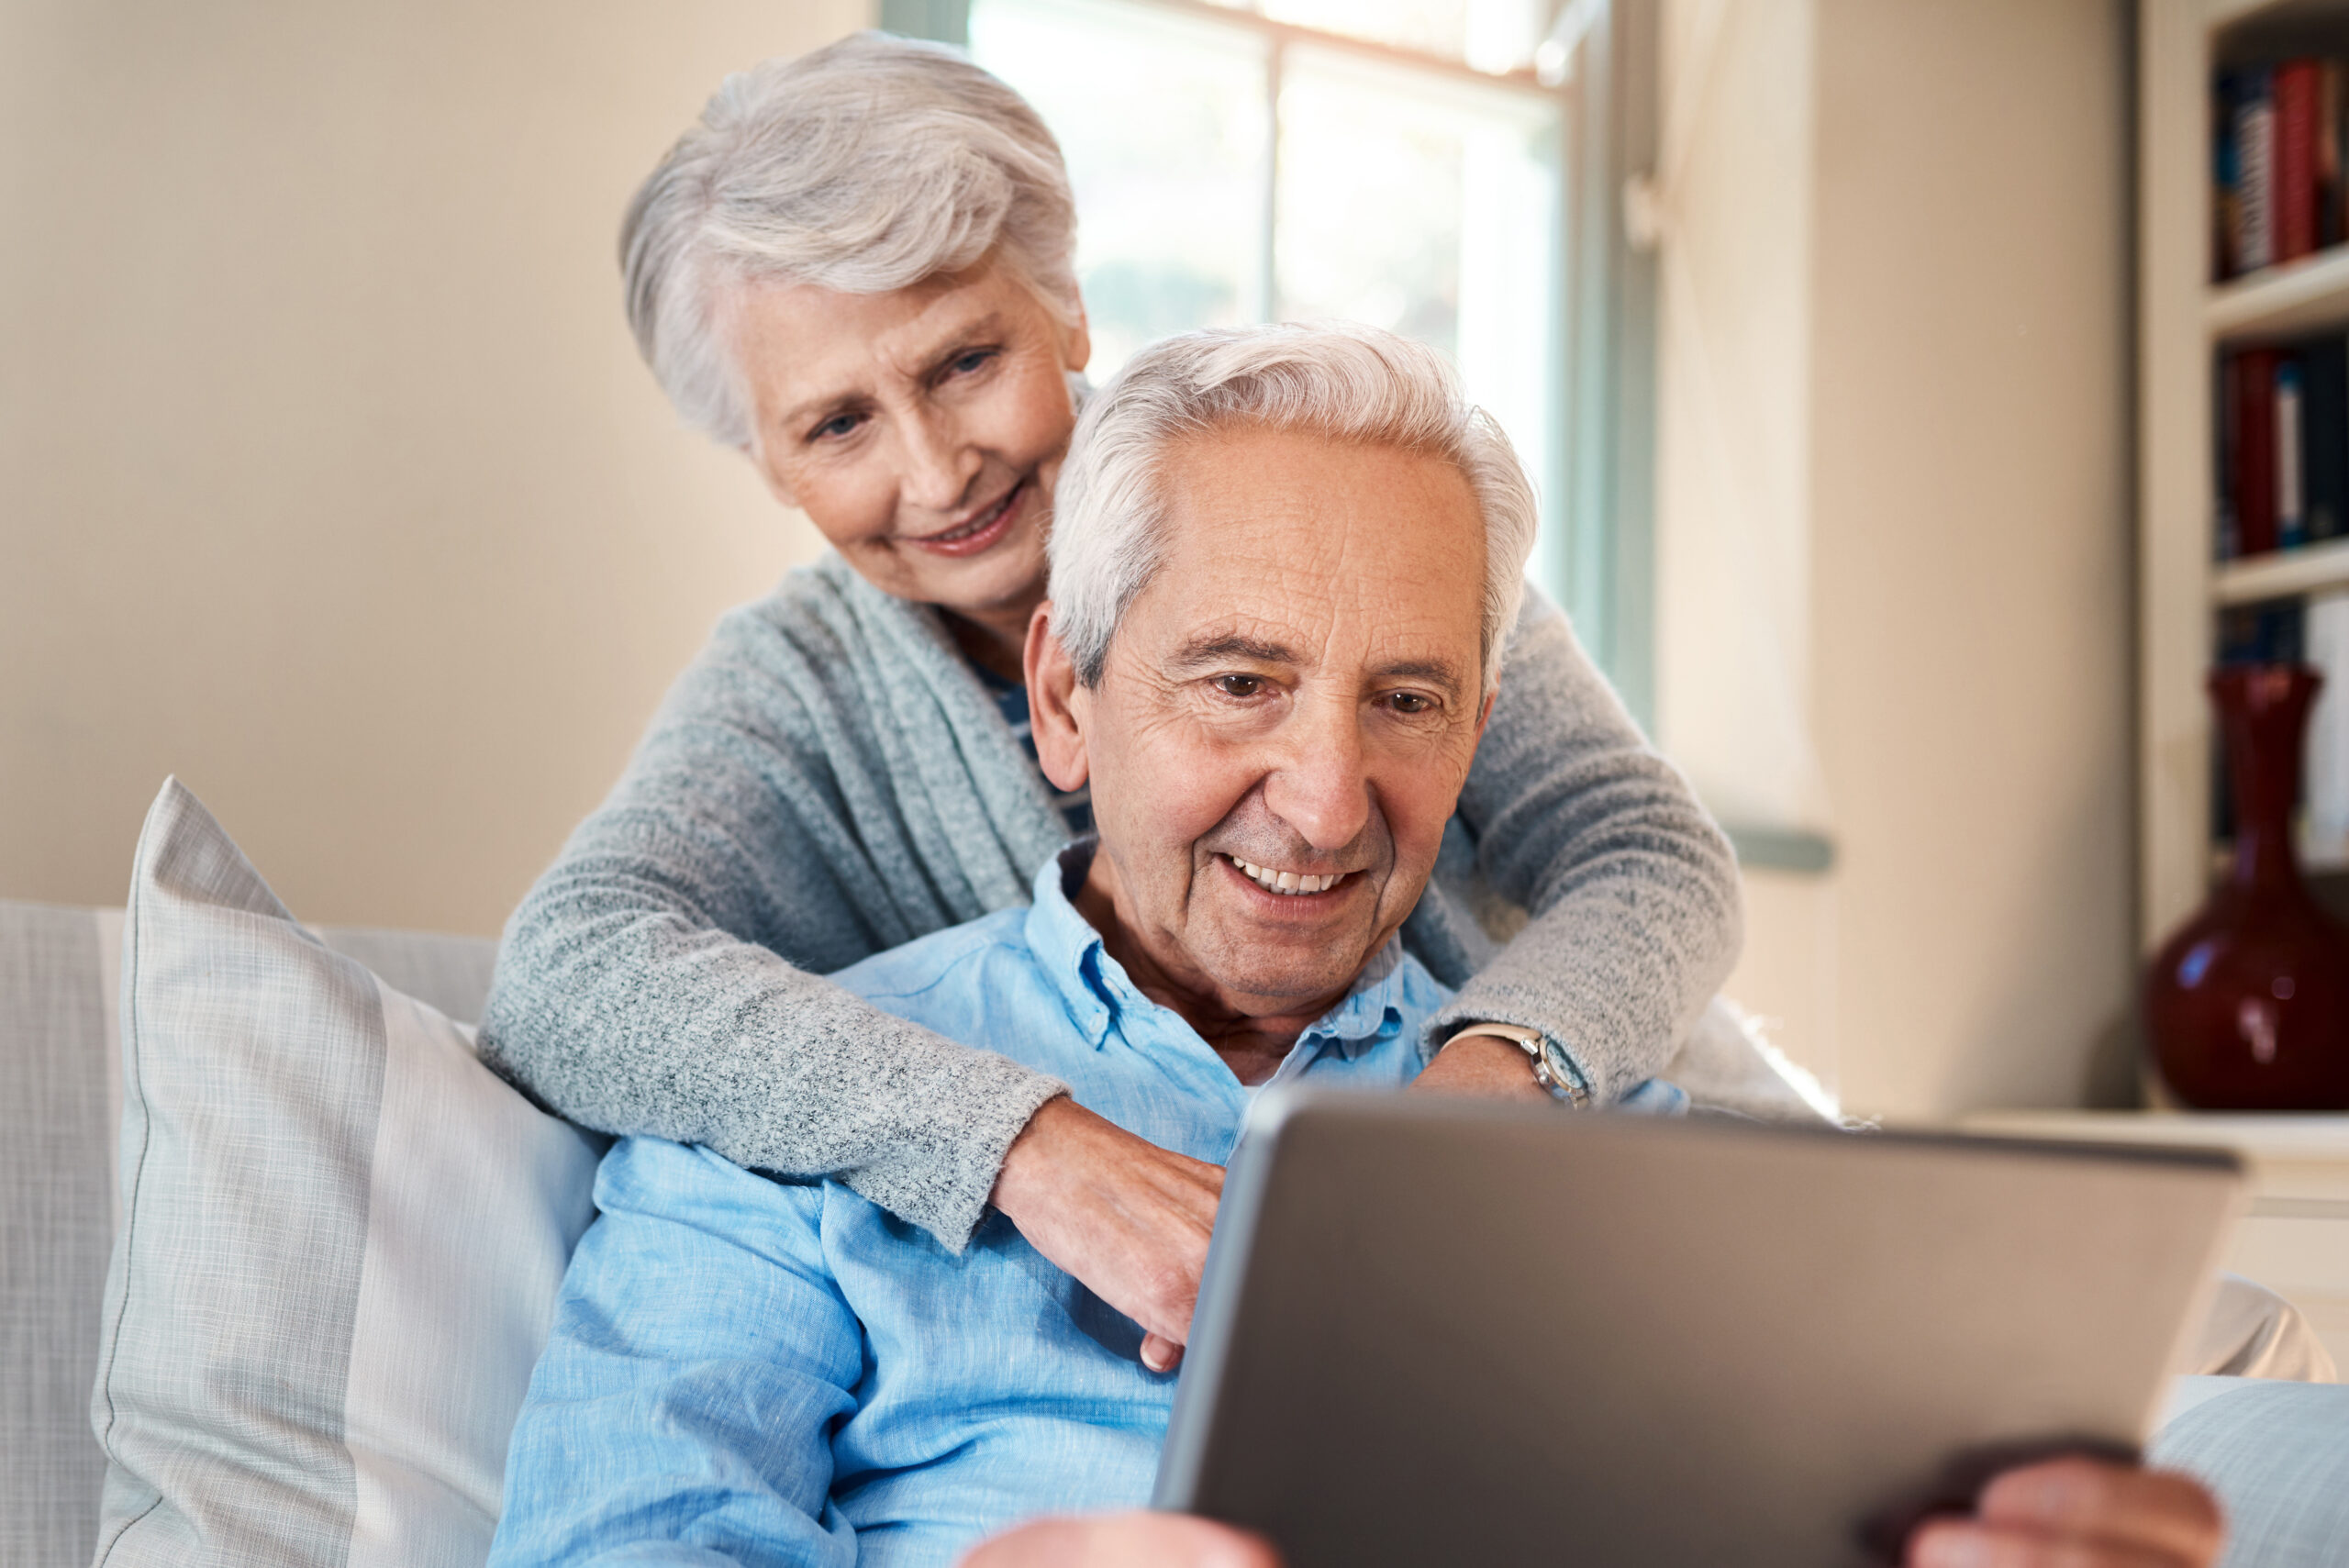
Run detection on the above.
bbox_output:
[1214,674,1265,698]
[1387,692,1436,716]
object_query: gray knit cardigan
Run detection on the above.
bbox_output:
[479,553,1742,1246]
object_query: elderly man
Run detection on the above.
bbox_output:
[485,325,2221,1568]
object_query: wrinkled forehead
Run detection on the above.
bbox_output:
[1133,427,1486,683]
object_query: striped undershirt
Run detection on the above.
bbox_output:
[973,663,1095,837]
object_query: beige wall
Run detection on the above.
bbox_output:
[1692,0,2138,1118]
[1,0,869,935]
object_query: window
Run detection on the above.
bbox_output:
[882,0,1653,717]
[958,0,1584,616]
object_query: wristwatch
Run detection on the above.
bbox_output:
[1442,1022,1591,1108]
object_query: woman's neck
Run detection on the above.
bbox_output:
[944,597,1041,684]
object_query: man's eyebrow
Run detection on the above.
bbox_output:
[1171,637,1468,695]
[1377,658,1468,695]
[1172,632,1298,667]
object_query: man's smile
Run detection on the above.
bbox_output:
[1219,853,1356,899]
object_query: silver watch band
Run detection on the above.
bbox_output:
[1440,1023,1591,1108]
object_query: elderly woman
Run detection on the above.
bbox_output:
[480,32,1741,1365]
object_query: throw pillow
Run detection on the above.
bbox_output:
[88,779,603,1568]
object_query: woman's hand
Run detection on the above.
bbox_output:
[957,1510,1280,1568]
[1907,1458,2224,1568]
[990,1095,1223,1372]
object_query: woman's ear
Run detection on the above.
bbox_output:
[1025,601,1090,792]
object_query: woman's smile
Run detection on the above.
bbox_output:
[907,475,1028,557]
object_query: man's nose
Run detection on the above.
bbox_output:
[897,410,982,514]
[1260,698,1373,852]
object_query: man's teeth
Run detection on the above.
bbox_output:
[1228,856,1341,895]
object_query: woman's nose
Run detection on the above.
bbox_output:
[897,413,982,513]
[1260,703,1372,852]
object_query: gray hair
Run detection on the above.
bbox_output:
[1050,323,1538,694]
[620,32,1081,448]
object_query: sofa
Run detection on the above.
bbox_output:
[6,785,2348,1568]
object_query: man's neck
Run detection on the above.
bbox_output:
[1071,859,1350,1087]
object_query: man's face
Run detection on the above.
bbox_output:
[1034,425,1493,1023]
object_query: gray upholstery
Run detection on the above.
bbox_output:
[0,896,495,1568]
[2,903,116,1568]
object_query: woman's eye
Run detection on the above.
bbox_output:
[809,412,863,442]
[946,349,996,378]
[1214,674,1265,699]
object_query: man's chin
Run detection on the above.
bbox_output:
[1195,933,1383,1018]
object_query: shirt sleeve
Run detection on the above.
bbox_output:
[1430,585,1745,1104]
[477,595,1065,1251]
[486,1139,864,1568]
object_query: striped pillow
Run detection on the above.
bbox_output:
[89,779,603,1568]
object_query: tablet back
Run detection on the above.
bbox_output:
[1154,1092,2242,1568]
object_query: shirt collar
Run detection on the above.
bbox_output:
[1022,841,1411,1060]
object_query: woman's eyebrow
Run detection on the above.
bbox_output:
[915,313,1009,374]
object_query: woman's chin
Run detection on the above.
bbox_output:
[895,527,1047,621]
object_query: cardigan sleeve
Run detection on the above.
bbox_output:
[477,597,1065,1251]
[1427,586,1745,1105]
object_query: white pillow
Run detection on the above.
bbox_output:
[89,779,602,1568]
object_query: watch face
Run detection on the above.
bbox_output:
[1537,1040,1582,1102]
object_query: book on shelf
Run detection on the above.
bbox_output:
[2215,339,2349,560]
[2214,58,2349,282]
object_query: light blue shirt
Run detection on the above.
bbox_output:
[488,847,1683,1567]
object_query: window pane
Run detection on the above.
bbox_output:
[1259,0,1548,75]
[1275,44,1562,540]
[970,0,1269,381]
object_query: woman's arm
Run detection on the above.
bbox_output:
[479,590,1065,1246]
[1427,586,1744,1104]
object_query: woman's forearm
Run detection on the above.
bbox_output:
[481,865,1064,1245]
[1434,589,1743,1102]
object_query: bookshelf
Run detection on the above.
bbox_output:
[2207,243,2349,335]
[2139,0,2349,951]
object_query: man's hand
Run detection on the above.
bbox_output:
[990,1095,1223,1373]
[957,1510,1279,1568]
[1408,1030,1552,1101]
[1908,1458,2224,1568]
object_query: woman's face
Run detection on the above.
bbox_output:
[726,253,1090,625]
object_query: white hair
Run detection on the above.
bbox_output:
[1050,322,1538,694]
[620,32,1080,448]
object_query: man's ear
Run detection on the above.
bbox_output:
[1472,686,1497,743]
[1025,601,1090,791]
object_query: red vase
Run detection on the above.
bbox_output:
[2144,664,2349,1109]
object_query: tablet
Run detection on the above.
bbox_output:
[1154,1091,2243,1567]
